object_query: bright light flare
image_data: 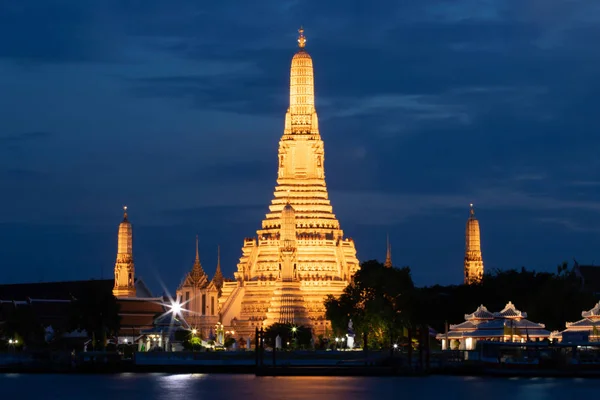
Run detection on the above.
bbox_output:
[170,301,182,315]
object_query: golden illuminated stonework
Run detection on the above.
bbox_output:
[464,204,484,284]
[219,28,360,337]
[113,206,137,298]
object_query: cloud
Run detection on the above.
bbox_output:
[332,186,600,226]
[0,1,126,64]
[536,217,600,233]
[0,131,54,145]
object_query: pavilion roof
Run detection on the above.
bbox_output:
[494,301,527,319]
[449,320,478,330]
[565,318,600,328]
[582,302,600,320]
[465,305,494,321]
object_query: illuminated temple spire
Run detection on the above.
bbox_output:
[219,28,360,337]
[464,204,484,285]
[113,206,136,298]
[284,26,318,136]
[384,234,392,268]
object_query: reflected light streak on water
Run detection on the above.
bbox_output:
[1,374,599,400]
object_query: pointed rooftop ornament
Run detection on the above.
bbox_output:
[384,233,392,268]
[469,203,475,217]
[212,245,224,290]
[123,205,128,221]
[297,26,306,49]
[190,235,206,283]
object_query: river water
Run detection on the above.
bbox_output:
[1,373,597,399]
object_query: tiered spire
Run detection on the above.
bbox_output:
[212,245,224,290]
[464,204,484,285]
[113,206,136,298]
[384,234,392,268]
[285,26,318,135]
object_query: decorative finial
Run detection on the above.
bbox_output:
[195,235,200,263]
[297,26,306,49]
[470,203,475,217]
[123,205,128,220]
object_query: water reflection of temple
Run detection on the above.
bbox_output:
[438,302,551,350]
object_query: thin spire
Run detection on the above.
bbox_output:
[469,203,475,217]
[298,26,306,48]
[384,234,392,268]
[195,234,200,263]
[123,205,128,221]
[212,244,224,290]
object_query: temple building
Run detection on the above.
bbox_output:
[219,28,360,338]
[551,302,600,342]
[437,302,551,350]
[175,237,220,338]
[464,204,484,284]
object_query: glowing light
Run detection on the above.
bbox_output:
[393,343,398,349]
[192,329,197,335]
[291,327,297,333]
[170,301,182,315]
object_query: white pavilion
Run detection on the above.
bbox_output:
[437,301,551,350]
[551,302,600,342]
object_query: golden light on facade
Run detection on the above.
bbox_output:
[113,206,136,298]
[465,204,484,284]
[218,28,359,338]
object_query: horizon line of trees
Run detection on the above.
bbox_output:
[324,259,597,349]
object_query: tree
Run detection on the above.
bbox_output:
[325,260,415,349]
[69,287,121,350]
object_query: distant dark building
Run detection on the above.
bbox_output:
[573,264,600,298]
[0,278,165,343]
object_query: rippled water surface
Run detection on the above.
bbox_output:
[2,373,599,399]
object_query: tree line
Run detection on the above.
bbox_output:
[325,260,596,349]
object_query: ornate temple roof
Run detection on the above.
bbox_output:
[494,301,527,319]
[465,305,494,321]
[582,301,600,319]
[179,236,209,289]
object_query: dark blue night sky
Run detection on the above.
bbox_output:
[1,1,600,295]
